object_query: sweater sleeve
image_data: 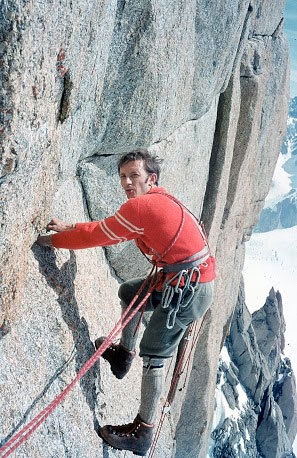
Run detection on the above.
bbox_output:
[51,200,144,250]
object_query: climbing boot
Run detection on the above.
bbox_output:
[98,414,154,456]
[94,336,135,379]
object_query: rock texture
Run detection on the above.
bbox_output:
[210,279,297,458]
[0,1,291,457]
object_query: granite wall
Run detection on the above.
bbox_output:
[0,1,289,456]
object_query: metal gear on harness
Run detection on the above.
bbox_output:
[161,267,201,329]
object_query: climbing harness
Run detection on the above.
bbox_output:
[136,190,211,330]
[162,245,210,273]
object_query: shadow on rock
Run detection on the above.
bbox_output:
[31,243,101,432]
[0,350,76,447]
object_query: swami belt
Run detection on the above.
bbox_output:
[162,246,210,273]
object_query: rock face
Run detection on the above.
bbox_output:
[210,279,297,457]
[0,1,290,457]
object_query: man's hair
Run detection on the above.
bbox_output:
[117,149,163,185]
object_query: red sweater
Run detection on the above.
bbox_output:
[52,187,216,283]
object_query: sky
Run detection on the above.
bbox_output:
[285,0,297,97]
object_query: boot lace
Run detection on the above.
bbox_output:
[110,418,141,437]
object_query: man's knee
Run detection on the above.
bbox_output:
[118,282,129,302]
[142,355,165,368]
[118,278,145,304]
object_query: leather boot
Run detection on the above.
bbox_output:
[98,414,154,456]
[95,336,135,379]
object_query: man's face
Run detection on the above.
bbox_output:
[119,160,157,199]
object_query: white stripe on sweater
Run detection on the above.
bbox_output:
[99,220,127,243]
[115,212,144,234]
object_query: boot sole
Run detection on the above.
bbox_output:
[98,428,148,456]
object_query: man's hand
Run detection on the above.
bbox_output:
[37,235,53,247]
[36,218,75,247]
[46,218,75,232]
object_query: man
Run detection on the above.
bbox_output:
[37,150,215,456]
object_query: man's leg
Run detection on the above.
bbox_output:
[95,277,154,379]
[98,282,214,454]
[139,357,165,424]
[98,299,172,455]
[119,277,155,349]
[98,361,164,456]
[97,292,165,455]
[119,300,141,351]
[137,281,214,423]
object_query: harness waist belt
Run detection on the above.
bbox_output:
[163,246,210,273]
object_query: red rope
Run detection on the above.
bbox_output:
[0,266,157,458]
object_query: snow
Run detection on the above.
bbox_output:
[264,153,292,208]
[244,147,297,374]
[212,385,232,430]
[220,345,231,363]
[209,361,249,458]
[236,383,248,411]
[277,372,285,383]
[243,225,297,376]
[239,437,246,453]
[212,350,248,433]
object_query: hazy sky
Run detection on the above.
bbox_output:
[285,0,297,97]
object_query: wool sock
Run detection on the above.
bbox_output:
[139,366,165,424]
[119,301,140,351]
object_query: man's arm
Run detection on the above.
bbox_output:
[36,199,143,250]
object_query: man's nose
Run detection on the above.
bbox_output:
[126,176,132,185]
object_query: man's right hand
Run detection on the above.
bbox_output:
[37,235,53,247]
[46,218,75,232]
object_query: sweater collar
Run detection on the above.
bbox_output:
[147,186,167,195]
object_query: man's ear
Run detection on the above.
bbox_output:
[150,173,157,185]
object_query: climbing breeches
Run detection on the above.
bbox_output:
[118,277,214,361]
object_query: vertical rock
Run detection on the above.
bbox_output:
[0,0,290,456]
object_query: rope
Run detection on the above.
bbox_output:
[0,266,158,458]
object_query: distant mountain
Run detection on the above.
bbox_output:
[255,189,297,232]
[256,97,297,232]
[210,279,297,457]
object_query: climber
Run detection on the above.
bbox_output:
[37,149,216,456]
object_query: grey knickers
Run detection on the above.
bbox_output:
[118,277,214,360]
